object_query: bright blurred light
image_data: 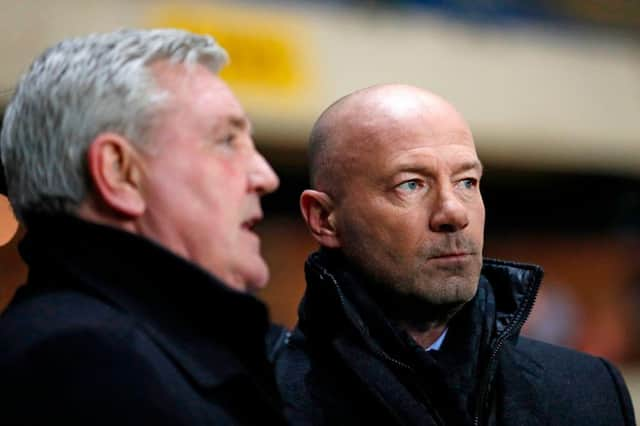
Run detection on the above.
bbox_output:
[0,196,17,246]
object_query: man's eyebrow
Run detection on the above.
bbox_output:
[390,159,484,176]
[210,115,253,138]
[229,115,250,131]
[455,160,484,175]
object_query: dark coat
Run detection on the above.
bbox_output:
[0,215,287,426]
[276,249,635,426]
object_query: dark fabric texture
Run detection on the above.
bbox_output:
[276,248,636,426]
[0,214,287,426]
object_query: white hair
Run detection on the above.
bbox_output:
[0,28,228,222]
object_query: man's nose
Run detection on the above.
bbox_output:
[428,185,469,233]
[249,151,280,196]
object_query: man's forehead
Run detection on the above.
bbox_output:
[340,97,473,152]
[389,148,483,173]
[313,84,475,191]
[150,60,231,99]
[150,61,248,122]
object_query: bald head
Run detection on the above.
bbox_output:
[301,84,484,318]
[308,84,473,196]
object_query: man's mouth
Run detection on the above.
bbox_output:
[434,252,468,257]
[242,215,262,232]
[429,252,473,261]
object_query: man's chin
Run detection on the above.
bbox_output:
[370,278,478,325]
[419,282,479,307]
[239,261,270,294]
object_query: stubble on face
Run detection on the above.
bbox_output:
[325,84,485,324]
[341,215,482,314]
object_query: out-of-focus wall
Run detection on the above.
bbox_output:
[1,0,639,175]
[623,368,640,418]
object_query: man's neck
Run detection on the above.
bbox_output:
[394,319,448,349]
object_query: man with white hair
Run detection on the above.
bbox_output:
[0,29,285,425]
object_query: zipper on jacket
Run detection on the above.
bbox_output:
[473,278,539,426]
[315,264,446,426]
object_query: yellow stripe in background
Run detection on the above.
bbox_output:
[147,4,317,113]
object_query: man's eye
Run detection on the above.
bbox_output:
[397,180,422,192]
[459,178,477,189]
[220,134,236,146]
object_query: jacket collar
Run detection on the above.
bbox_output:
[299,249,544,424]
[19,214,272,389]
[479,258,543,339]
[299,249,543,347]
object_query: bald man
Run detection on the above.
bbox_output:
[275,85,635,426]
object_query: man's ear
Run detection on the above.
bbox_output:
[300,189,340,248]
[86,133,146,218]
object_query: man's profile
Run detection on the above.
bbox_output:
[0,29,285,425]
[276,84,635,425]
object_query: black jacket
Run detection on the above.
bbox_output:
[276,249,635,426]
[0,215,287,426]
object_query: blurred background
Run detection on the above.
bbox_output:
[1,0,639,406]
